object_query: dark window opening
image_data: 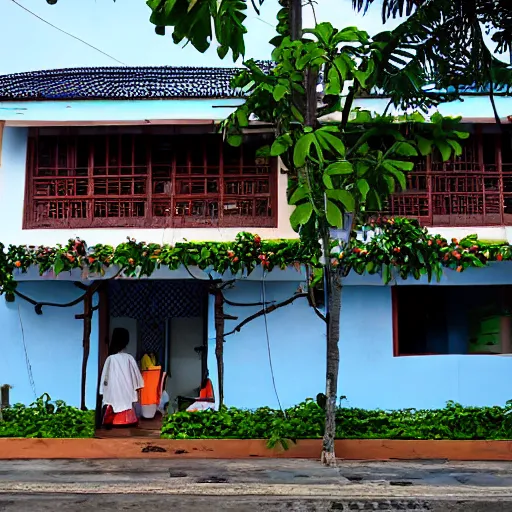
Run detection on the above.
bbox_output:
[24,129,277,229]
[393,285,512,356]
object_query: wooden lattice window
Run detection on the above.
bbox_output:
[24,130,277,229]
[385,129,512,226]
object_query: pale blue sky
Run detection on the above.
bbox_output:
[0,0,403,74]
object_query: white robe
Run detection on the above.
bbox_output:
[100,352,144,413]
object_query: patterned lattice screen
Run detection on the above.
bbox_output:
[108,280,206,319]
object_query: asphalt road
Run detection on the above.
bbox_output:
[3,459,512,511]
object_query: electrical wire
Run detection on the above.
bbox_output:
[17,304,37,399]
[260,279,284,414]
[9,0,127,65]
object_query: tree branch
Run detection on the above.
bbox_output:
[224,293,309,336]
[14,283,101,314]
[306,286,327,323]
[340,84,357,130]
[12,266,124,314]
[223,297,276,307]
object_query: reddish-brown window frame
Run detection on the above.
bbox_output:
[386,128,512,227]
[23,128,278,230]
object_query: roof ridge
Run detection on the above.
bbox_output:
[0,61,274,80]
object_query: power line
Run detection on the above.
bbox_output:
[17,304,37,399]
[9,0,126,65]
[260,280,284,413]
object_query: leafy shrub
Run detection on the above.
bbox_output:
[0,394,95,438]
[161,399,512,442]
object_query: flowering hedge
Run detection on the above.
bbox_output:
[0,219,511,295]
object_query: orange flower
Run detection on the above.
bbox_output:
[232,256,239,263]
[497,254,504,261]
[128,258,135,265]
[88,257,95,264]
[14,261,22,268]
[456,265,463,272]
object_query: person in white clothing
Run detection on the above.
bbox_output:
[100,328,144,428]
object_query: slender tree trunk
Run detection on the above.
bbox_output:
[288,0,342,465]
[80,289,93,411]
[214,289,225,408]
[321,267,342,466]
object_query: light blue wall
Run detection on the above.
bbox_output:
[0,282,99,408]
[338,286,512,410]
[207,281,325,409]
[208,282,512,411]
[4,278,512,412]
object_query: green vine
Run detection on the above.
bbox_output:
[338,217,508,284]
[1,220,512,296]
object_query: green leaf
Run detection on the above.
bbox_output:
[289,186,309,205]
[308,22,334,45]
[322,174,334,189]
[217,45,229,59]
[385,167,406,189]
[291,105,305,123]
[355,161,370,176]
[333,55,349,79]
[386,160,414,171]
[54,257,64,276]
[255,145,271,157]
[383,175,395,194]
[454,130,470,139]
[293,133,315,167]
[290,203,313,229]
[436,140,452,162]
[382,264,391,284]
[326,200,343,228]
[393,142,418,157]
[236,109,249,127]
[416,136,432,156]
[315,131,345,157]
[227,134,242,147]
[333,26,366,43]
[352,110,372,123]
[356,178,370,200]
[324,67,341,96]
[325,161,353,175]
[296,47,325,70]
[325,189,355,211]
[273,84,288,102]
[271,133,293,156]
[431,112,443,124]
[448,139,463,156]
[201,247,211,259]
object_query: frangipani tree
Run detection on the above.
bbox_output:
[218,14,468,463]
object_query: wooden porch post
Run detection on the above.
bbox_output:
[77,287,94,411]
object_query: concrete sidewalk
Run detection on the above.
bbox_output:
[2,459,512,510]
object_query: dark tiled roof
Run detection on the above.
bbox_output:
[0,63,273,101]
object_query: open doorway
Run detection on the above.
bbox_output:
[97,280,209,436]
